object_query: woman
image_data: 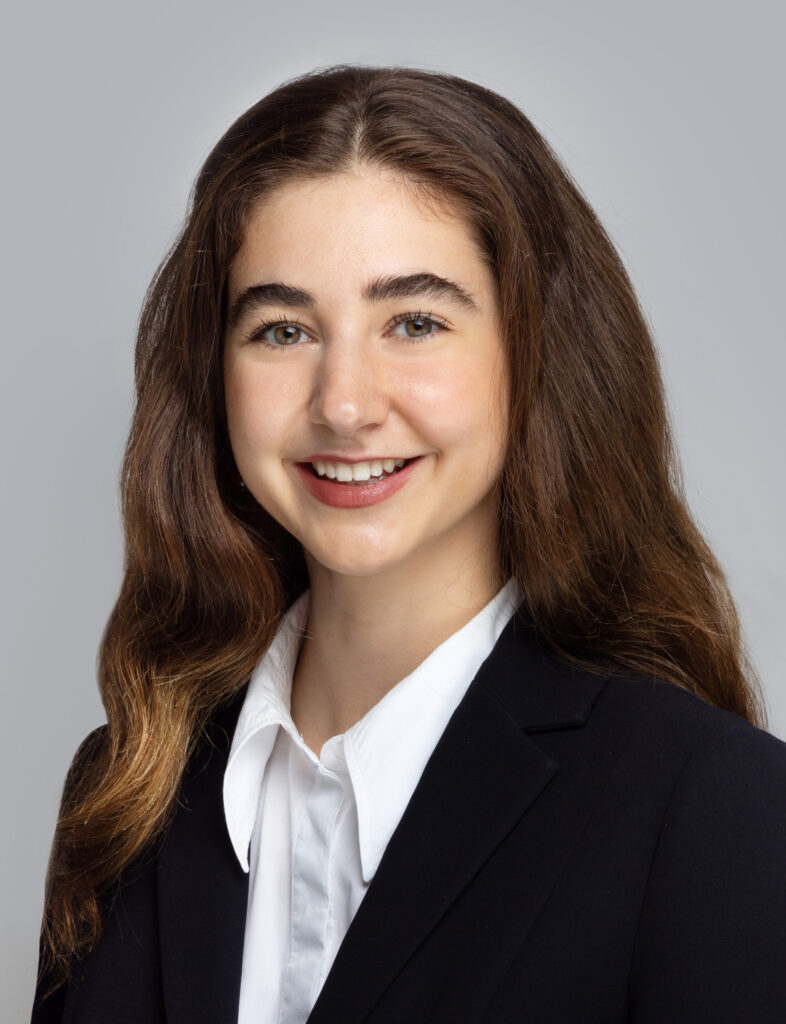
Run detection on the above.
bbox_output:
[33,65,786,1023]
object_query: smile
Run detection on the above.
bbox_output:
[295,456,423,508]
[311,458,408,483]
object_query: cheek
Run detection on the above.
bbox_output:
[404,355,508,458]
[224,362,302,455]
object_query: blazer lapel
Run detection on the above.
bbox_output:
[157,692,249,1024]
[309,612,610,1023]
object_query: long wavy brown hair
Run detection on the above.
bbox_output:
[39,63,765,992]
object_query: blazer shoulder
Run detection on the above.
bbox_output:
[626,689,786,1021]
[598,671,782,770]
[32,725,109,1023]
[59,724,109,803]
[70,724,108,766]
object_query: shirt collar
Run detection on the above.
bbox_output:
[223,591,311,871]
[223,580,523,878]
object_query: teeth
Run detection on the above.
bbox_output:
[311,458,410,482]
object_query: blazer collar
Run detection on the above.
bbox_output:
[157,609,610,1024]
[482,613,610,733]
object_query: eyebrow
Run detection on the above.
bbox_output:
[226,272,479,328]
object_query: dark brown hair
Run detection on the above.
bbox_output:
[39,63,765,992]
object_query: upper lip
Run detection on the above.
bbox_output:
[299,454,419,464]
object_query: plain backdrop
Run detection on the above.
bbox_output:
[2,0,784,1017]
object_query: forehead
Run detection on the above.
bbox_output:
[229,168,492,301]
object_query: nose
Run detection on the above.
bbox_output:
[308,338,390,437]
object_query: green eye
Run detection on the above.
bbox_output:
[402,318,435,337]
[248,321,310,347]
[267,324,306,346]
[390,313,447,342]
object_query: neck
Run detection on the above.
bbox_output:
[290,529,505,754]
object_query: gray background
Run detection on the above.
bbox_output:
[3,0,784,1017]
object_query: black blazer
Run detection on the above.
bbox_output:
[32,612,786,1023]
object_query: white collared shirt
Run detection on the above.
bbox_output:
[225,579,523,1024]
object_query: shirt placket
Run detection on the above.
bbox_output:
[278,748,345,1024]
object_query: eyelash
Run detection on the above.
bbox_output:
[244,311,449,349]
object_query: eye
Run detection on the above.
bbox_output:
[245,312,448,347]
[389,312,448,342]
[248,320,311,348]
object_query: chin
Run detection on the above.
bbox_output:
[310,552,403,579]
[302,535,412,580]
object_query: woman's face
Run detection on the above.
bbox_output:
[223,166,508,584]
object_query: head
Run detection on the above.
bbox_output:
[131,64,666,634]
